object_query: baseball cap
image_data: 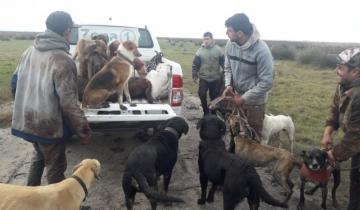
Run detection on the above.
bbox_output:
[337,48,360,69]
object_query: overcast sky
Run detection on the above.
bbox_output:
[1,0,359,43]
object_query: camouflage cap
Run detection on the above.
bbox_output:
[337,48,360,69]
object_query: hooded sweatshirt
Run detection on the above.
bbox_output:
[224,25,274,105]
[11,30,90,143]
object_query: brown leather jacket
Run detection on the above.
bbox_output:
[326,79,360,161]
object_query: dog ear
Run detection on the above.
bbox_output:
[182,122,189,135]
[300,150,307,158]
[72,163,82,173]
[91,161,101,179]
[196,119,204,130]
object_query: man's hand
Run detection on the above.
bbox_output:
[326,150,335,163]
[321,134,333,150]
[234,94,245,106]
[192,74,198,84]
[222,86,234,97]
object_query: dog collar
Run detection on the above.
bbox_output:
[71,175,88,201]
[117,52,134,66]
[164,127,180,138]
[300,164,331,183]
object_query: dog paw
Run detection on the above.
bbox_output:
[206,196,214,203]
[333,200,339,209]
[101,102,110,108]
[120,104,128,110]
[80,205,91,210]
[297,205,304,210]
[130,103,137,107]
[304,189,315,195]
[164,202,173,206]
[197,199,206,205]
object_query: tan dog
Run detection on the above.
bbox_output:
[73,38,108,80]
[229,113,302,201]
[0,159,101,210]
[82,40,146,110]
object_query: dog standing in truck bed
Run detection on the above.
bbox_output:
[82,40,146,110]
[73,38,108,80]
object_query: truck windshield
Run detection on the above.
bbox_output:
[70,25,154,48]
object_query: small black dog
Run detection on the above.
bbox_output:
[298,148,340,210]
[122,117,189,210]
[197,115,288,210]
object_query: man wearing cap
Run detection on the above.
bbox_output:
[11,11,91,186]
[322,48,360,210]
[222,13,274,146]
[192,32,224,116]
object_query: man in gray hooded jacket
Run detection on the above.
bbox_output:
[222,13,274,144]
[11,11,91,185]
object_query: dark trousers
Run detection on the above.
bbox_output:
[27,141,67,186]
[348,153,360,210]
[198,79,221,115]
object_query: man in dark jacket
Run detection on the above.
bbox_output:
[11,11,91,186]
[192,32,224,116]
[322,48,360,210]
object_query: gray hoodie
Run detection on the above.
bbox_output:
[224,25,274,105]
[11,30,90,143]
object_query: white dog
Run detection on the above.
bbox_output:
[261,114,295,153]
[145,63,170,100]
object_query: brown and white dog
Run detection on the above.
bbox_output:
[73,38,108,80]
[82,40,146,110]
[0,159,101,210]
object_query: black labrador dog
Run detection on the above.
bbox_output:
[197,115,288,210]
[298,148,340,210]
[122,116,189,210]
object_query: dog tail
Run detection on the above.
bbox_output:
[133,172,184,203]
[248,168,288,209]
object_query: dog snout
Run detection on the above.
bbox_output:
[134,49,142,57]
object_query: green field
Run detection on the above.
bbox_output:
[0,39,343,146]
[0,40,32,102]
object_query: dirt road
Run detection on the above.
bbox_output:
[0,92,350,210]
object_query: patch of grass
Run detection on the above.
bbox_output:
[0,110,12,128]
[159,39,199,95]
[266,61,338,146]
[0,40,32,104]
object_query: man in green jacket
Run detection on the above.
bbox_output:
[322,48,360,210]
[11,11,91,186]
[192,32,224,116]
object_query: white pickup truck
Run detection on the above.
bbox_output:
[69,24,184,132]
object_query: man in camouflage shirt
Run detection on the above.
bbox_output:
[322,48,360,210]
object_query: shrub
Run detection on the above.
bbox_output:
[296,48,337,69]
[0,36,11,41]
[271,44,296,60]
